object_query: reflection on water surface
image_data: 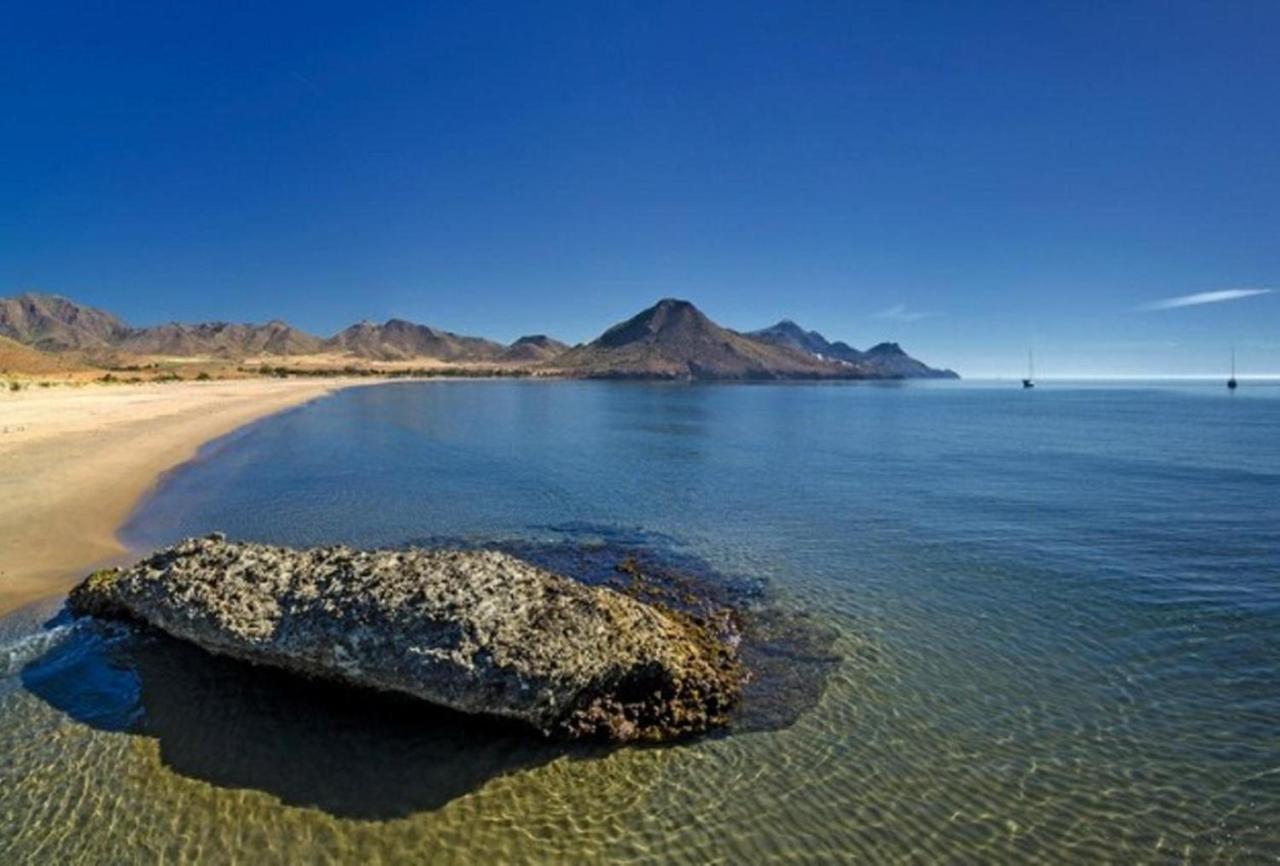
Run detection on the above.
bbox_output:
[3,381,1278,863]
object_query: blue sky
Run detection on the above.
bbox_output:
[3,1,1277,376]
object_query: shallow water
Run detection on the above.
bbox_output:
[3,380,1279,863]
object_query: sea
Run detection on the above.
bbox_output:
[2,379,1278,863]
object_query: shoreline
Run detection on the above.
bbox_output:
[0,378,379,617]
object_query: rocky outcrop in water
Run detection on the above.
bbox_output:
[67,535,745,743]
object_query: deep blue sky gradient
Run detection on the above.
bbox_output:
[3,1,1277,375]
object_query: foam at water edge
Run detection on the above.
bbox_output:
[0,623,80,678]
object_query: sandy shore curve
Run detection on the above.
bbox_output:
[0,379,373,616]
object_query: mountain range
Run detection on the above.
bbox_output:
[0,293,132,351]
[0,293,531,364]
[326,319,504,362]
[0,292,956,380]
[116,320,323,357]
[748,319,956,378]
[553,299,863,379]
[550,299,955,379]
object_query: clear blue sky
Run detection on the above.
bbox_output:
[3,1,1277,376]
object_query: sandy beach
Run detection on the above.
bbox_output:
[0,379,371,616]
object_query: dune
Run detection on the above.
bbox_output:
[0,335,85,377]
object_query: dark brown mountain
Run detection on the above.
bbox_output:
[498,334,568,363]
[0,292,131,351]
[750,319,957,379]
[324,319,504,362]
[549,299,867,380]
[118,320,323,357]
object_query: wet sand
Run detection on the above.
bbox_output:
[0,379,372,615]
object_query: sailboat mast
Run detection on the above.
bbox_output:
[1028,348,1034,380]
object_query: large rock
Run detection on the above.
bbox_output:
[68,535,745,742]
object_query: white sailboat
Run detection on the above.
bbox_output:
[1022,349,1035,389]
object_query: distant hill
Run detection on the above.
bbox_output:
[0,291,959,377]
[750,319,956,379]
[550,299,865,380]
[0,293,326,358]
[498,334,568,363]
[0,293,130,351]
[747,320,835,357]
[860,342,957,379]
[0,293,508,362]
[324,319,504,362]
[118,320,323,357]
[0,335,85,376]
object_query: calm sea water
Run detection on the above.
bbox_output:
[3,380,1278,863]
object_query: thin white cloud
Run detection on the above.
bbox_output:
[289,69,322,95]
[873,303,935,322]
[1138,288,1272,311]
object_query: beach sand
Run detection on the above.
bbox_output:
[0,379,370,616]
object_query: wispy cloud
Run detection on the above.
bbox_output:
[289,69,322,95]
[1138,288,1272,311]
[872,304,936,322]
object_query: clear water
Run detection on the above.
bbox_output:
[3,380,1278,863]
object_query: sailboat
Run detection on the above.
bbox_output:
[1228,347,1238,390]
[1022,349,1035,389]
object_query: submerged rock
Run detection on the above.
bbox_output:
[68,535,745,743]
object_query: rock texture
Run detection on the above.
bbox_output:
[68,535,745,742]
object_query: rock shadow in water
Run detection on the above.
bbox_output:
[407,529,845,735]
[22,530,841,820]
[22,615,593,820]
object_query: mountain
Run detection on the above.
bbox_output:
[0,291,958,377]
[550,299,865,380]
[861,342,957,379]
[0,293,130,351]
[498,334,568,363]
[750,319,957,378]
[0,293,324,358]
[0,293,512,363]
[324,319,504,362]
[748,320,865,363]
[118,320,323,357]
[747,320,833,357]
